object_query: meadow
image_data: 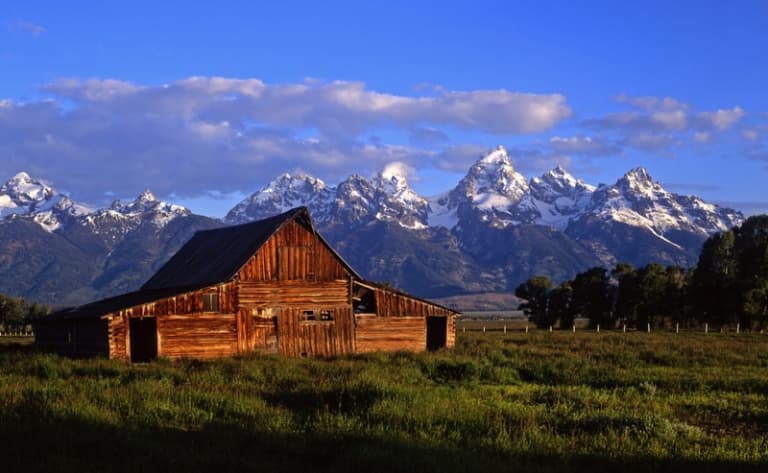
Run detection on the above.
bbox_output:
[1,332,767,472]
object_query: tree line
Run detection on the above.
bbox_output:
[0,294,50,330]
[516,215,768,330]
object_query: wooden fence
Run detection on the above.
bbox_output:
[456,319,757,335]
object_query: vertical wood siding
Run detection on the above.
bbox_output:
[238,220,348,282]
[277,306,354,357]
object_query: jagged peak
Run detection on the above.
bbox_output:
[535,165,595,193]
[479,145,510,163]
[267,172,327,189]
[137,189,158,203]
[622,167,653,183]
[8,171,33,183]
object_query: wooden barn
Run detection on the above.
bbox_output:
[34,207,458,361]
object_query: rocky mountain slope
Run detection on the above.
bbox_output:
[0,174,220,305]
[0,147,745,305]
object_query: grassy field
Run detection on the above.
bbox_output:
[1,333,767,472]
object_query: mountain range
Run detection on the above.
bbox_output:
[0,147,744,306]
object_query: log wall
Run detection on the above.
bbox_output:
[106,282,238,360]
[157,315,238,359]
[355,316,426,353]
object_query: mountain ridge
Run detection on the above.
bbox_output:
[0,146,746,305]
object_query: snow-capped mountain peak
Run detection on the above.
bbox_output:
[0,171,58,217]
[370,164,429,229]
[225,172,333,225]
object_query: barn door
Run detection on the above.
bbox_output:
[251,308,279,354]
[129,317,158,362]
[426,316,447,351]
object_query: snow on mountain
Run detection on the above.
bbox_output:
[371,163,429,229]
[222,145,742,249]
[519,165,596,230]
[0,172,59,218]
[226,165,430,230]
[585,167,743,240]
[432,146,530,228]
[82,189,190,239]
[225,173,333,224]
[0,172,91,232]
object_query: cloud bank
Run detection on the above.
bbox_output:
[0,77,571,203]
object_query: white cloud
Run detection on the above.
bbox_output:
[549,135,621,156]
[695,107,745,131]
[621,133,677,151]
[380,161,417,182]
[0,76,572,203]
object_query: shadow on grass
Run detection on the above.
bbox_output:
[0,414,764,473]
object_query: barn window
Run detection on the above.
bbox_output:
[203,293,220,312]
[301,310,315,321]
[319,310,334,321]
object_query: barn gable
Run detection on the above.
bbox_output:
[143,207,359,290]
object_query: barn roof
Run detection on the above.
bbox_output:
[142,206,360,290]
[45,207,360,320]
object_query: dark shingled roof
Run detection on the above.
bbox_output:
[44,207,360,320]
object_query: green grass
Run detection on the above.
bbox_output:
[1,332,767,472]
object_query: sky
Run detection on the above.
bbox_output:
[1,1,767,217]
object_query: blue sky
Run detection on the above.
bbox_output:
[1,1,767,216]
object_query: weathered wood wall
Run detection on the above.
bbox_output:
[355,316,426,353]
[157,315,237,359]
[238,220,349,282]
[446,314,456,348]
[277,306,355,357]
[374,288,456,317]
[238,281,349,307]
[107,282,237,360]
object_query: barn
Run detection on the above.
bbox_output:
[34,207,458,361]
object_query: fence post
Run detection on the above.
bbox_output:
[572,324,576,333]
[704,323,708,334]
[647,323,651,333]
[462,327,465,333]
[482,326,486,333]
[675,323,679,334]
[525,326,529,334]
[623,324,626,333]
[549,325,553,333]
[737,323,740,334]
[503,325,507,334]
[596,324,600,333]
